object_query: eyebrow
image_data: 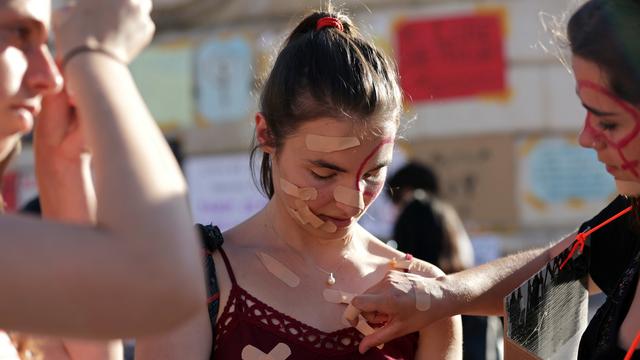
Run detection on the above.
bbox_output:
[308,159,348,173]
[582,103,619,117]
[365,160,392,173]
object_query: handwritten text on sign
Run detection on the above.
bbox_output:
[397,12,506,102]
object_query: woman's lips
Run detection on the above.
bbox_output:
[317,215,352,228]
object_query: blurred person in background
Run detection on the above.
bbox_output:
[388,162,501,360]
[351,0,640,358]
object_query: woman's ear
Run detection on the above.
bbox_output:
[255,112,275,154]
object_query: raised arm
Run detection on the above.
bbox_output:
[0,0,204,338]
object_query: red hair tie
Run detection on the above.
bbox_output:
[316,17,344,32]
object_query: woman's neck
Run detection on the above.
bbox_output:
[260,200,360,268]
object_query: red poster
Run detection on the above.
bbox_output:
[397,13,506,102]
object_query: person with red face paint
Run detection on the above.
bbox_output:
[136,6,462,360]
[0,0,206,357]
[348,0,640,358]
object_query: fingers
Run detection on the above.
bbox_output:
[352,293,388,314]
[358,322,402,354]
[360,311,389,324]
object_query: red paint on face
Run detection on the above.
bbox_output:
[579,80,640,178]
[355,138,394,191]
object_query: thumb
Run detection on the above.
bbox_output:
[358,322,401,354]
[352,293,388,313]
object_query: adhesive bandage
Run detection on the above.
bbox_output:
[256,252,300,288]
[241,343,292,360]
[280,178,317,201]
[286,207,307,226]
[323,289,355,304]
[353,315,384,349]
[342,303,360,326]
[333,186,364,210]
[412,279,431,311]
[319,221,338,233]
[294,200,324,228]
[305,134,360,153]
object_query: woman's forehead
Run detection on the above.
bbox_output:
[292,117,396,139]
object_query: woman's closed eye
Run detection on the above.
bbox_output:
[310,170,336,180]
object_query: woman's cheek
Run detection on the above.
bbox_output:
[363,181,385,205]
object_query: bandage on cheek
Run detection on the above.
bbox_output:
[333,185,364,210]
[256,252,300,288]
[294,200,324,228]
[280,178,318,201]
[305,134,361,153]
[241,343,292,360]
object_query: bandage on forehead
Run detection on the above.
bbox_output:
[305,134,361,152]
[256,252,300,288]
[333,185,364,210]
[323,289,355,304]
[241,343,292,360]
[280,178,318,201]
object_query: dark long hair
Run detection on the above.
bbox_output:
[250,6,402,198]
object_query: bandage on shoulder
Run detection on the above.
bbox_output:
[280,178,318,201]
[334,186,364,210]
[305,134,360,152]
[241,343,292,360]
[323,288,355,304]
[256,252,300,288]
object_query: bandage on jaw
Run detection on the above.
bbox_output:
[294,200,324,228]
[333,185,364,210]
[241,343,292,360]
[305,134,361,152]
[280,178,318,201]
[256,252,300,288]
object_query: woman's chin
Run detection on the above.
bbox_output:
[615,180,640,196]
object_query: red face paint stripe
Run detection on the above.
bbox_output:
[355,138,393,191]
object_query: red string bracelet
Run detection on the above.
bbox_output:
[560,205,632,270]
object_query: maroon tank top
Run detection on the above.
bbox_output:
[213,247,419,359]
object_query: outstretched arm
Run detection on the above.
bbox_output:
[353,233,576,353]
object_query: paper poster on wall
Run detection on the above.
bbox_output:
[184,154,267,231]
[129,42,194,131]
[396,10,507,103]
[517,136,616,227]
[196,36,253,124]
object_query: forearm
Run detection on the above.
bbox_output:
[63,339,123,360]
[441,239,569,317]
[35,153,96,224]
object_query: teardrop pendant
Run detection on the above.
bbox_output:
[327,273,336,286]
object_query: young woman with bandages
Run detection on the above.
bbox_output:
[136,7,462,360]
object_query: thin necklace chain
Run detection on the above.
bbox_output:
[264,207,353,286]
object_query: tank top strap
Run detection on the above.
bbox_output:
[217,247,238,285]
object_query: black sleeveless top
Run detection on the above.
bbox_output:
[578,196,640,359]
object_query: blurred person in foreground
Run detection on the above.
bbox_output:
[0,0,206,358]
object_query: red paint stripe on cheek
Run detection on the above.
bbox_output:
[355,138,393,191]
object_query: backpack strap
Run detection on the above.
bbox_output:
[196,223,224,350]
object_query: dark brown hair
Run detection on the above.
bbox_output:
[568,0,640,104]
[250,7,402,198]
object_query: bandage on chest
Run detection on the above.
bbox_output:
[305,134,360,152]
[241,343,291,360]
[323,288,355,304]
[256,252,300,288]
